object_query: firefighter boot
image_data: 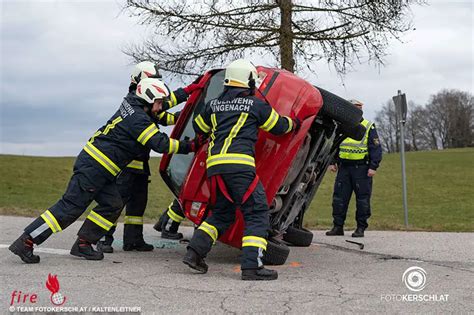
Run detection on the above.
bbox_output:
[241,268,278,281]
[161,213,183,240]
[183,248,208,274]
[9,233,40,264]
[153,215,164,232]
[352,227,365,238]
[123,239,154,251]
[97,235,114,253]
[326,226,344,236]
[70,238,104,260]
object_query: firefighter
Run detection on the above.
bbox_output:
[97,61,201,253]
[326,99,382,238]
[182,59,300,281]
[9,78,198,263]
[153,199,185,240]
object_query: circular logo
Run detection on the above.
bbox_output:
[402,266,427,292]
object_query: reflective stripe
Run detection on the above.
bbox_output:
[242,236,267,250]
[207,153,255,168]
[208,114,217,155]
[40,210,62,233]
[220,113,248,154]
[30,223,49,238]
[170,92,178,107]
[285,116,293,133]
[157,112,166,120]
[168,139,180,154]
[260,108,279,132]
[103,116,123,135]
[225,79,248,88]
[168,208,185,223]
[84,141,121,176]
[339,148,368,154]
[195,114,211,133]
[167,114,175,125]
[198,221,218,242]
[124,216,143,225]
[87,210,114,231]
[137,124,160,145]
[126,160,144,170]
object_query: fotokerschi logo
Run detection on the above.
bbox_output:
[402,266,427,292]
[45,274,67,306]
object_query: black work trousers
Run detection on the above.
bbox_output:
[25,165,123,245]
[332,163,372,229]
[104,170,149,244]
[188,172,270,270]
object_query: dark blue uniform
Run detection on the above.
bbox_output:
[25,92,193,245]
[188,87,294,270]
[102,106,185,246]
[332,121,382,230]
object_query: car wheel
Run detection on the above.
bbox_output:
[283,226,314,247]
[339,123,367,141]
[317,87,363,127]
[262,238,290,266]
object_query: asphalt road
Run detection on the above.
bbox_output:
[1,216,473,314]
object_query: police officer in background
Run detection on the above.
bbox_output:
[9,77,197,264]
[326,99,382,238]
[97,62,202,253]
[183,59,300,280]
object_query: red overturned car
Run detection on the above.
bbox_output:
[160,67,364,265]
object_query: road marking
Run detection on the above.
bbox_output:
[0,244,70,255]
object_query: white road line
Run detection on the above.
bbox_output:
[0,244,70,255]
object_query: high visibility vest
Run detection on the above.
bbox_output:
[339,119,373,160]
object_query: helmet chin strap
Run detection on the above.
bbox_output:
[248,72,256,95]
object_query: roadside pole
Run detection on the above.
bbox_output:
[392,90,409,228]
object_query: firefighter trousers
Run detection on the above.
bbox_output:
[25,165,123,244]
[104,170,149,244]
[188,172,270,270]
[161,199,185,232]
[332,163,372,229]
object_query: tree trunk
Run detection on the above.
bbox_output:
[278,0,295,72]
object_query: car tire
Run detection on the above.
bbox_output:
[283,226,314,247]
[317,87,363,127]
[339,123,367,141]
[262,238,290,266]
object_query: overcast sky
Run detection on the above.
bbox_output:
[0,0,472,156]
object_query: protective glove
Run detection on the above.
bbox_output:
[183,82,205,95]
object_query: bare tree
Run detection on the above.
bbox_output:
[124,0,420,75]
[426,89,474,149]
[375,89,473,153]
[375,99,400,153]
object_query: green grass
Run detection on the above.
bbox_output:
[1,148,473,231]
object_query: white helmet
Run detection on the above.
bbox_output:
[136,78,170,104]
[349,99,364,107]
[131,61,162,84]
[224,59,258,89]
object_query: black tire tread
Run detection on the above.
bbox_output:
[317,87,362,127]
[283,226,314,247]
[262,238,290,266]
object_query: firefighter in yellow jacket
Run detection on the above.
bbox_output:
[9,78,198,263]
[183,59,300,280]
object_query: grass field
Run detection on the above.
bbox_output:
[1,148,473,231]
